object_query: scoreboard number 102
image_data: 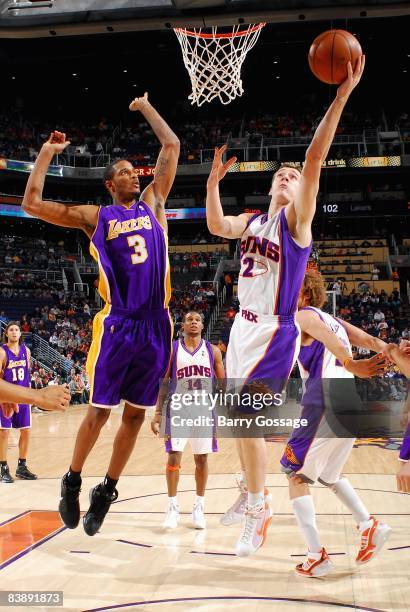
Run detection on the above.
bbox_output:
[322,204,339,213]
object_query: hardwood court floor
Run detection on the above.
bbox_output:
[0,405,409,612]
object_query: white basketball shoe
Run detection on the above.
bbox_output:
[235,501,273,557]
[163,501,180,529]
[192,501,206,529]
[220,475,272,526]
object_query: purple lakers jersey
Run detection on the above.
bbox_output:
[2,344,30,389]
[239,208,311,316]
[90,200,170,311]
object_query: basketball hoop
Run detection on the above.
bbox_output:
[174,23,266,107]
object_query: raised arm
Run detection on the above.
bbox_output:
[296,308,386,378]
[206,145,251,239]
[22,132,99,237]
[287,56,365,247]
[130,94,180,225]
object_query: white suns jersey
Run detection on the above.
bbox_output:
[238,208,311,316]
[298,307,354,380]
[172,339,214,394]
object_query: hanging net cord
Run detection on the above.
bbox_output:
[174,24,265,107]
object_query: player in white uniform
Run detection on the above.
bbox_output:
[152,311,224,529]
[281,269,391,576]
[207,58,365,556]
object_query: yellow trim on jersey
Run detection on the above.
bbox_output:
[163,231,172,308]
[86,303,111,404]
[89,241,111,304]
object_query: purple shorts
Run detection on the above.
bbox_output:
[0,404,31,429]
[87,306,172,409]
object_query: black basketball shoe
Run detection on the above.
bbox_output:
[15,465,38,480]
[58,473,81,528]
[0,464,14,483]
[83,483,118,536]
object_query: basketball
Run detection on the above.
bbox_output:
[308,29,362,84]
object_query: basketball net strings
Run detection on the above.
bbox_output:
[176,26,263,106]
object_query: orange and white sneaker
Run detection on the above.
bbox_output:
[355,516,391,565]
[295,548,334,578]
[235,501,273,557]
[220,476,272,527]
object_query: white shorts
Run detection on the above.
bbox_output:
[226,309,300,387]
[167,437,217,454]
[284,437,355,484]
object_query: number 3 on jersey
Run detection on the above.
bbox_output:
[12,367,25,382]
[127,235,148,265]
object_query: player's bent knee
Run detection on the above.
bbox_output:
[89,405,110,427]
[193,454,208,468]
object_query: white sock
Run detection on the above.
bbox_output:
[330,479,370,524]
[168,496,178,506]
[195,495,204,506]
[292,495,322,554]
[248,490,264,507]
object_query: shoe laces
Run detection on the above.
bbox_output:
[239,514,258,544]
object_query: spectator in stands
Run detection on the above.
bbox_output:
[373,309,385,323]
[371,265,380,281]
[392,268,400,281]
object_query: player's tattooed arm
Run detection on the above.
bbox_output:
[291,56,365,247]
[22,131,99,237]
[151,356,173,436]
[206,145,251,238]
[131,93,180,222]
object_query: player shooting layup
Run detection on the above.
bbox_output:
[22,93,179,536]
[206,57,365,556]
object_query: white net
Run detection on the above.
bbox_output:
[174,23,265,107]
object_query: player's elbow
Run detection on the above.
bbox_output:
[207,219,224,236]
[164,138,180,151]
[22,193,42,216]
[304,148,323,164]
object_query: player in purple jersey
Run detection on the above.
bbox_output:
[0,322,35,483]
[151,311,225,530]
[383,341,410,491]
[22,92,180,535]
[208,59,365,557]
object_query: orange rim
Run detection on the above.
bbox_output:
[174,23,266,39]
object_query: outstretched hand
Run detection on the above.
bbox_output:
[207,145,237,190]
[337,55,365,100]
[42,131,71,154]
[129,92,150,112]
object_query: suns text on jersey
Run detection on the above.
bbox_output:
[176,365,212,379]
[240,236,280,262]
